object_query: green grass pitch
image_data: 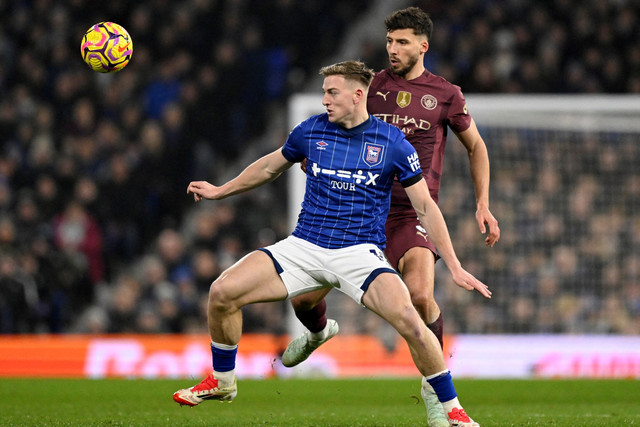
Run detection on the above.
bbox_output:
[0,378,638,426]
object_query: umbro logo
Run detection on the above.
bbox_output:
[316,141,328,150]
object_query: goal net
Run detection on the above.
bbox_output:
[287,94,640,337]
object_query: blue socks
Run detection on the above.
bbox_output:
[211,341,238,372]
[426,370,457,402]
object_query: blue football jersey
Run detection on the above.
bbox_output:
[282,114,422,249]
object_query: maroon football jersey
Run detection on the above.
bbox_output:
[367,69,472,211]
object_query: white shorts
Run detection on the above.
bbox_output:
[258,235,398,305]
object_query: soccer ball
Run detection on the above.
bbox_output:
[80,22,133,73]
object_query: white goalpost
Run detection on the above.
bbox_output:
[287,94,640,336]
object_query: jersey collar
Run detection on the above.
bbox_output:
[338,115,373,137]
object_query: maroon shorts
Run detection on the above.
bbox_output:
[384,212,439,270]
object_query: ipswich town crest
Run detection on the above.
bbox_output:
[364,143,383,166]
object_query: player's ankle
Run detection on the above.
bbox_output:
[441,397,462,414]
[213,370,235,387]
[309,322,330,341]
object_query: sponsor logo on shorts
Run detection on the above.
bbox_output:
[416,224,429,241]
[369,248,385,261]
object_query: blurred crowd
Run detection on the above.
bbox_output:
[0,0,638,335]
[363,0,640,93]
[0,0,367,333]
[437,126,640,335]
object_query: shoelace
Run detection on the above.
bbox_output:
[192,375,218,392]
[448,408,471,422]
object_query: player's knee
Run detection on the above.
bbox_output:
[410,291,432,313]
[390,305,422,336]
[291,294,320,312]
[208,281,236,313]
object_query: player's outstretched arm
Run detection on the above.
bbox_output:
[187,148,293,203]
[404,178,492,299]
[455,119,501,247]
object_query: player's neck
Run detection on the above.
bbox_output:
[339,110,370,130]
[402,62,426,81]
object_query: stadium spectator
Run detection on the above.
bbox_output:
[0,0,638,336]
[0,251,38,333]
[52,199,104,284]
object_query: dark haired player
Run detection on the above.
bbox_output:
[283,8,500,427]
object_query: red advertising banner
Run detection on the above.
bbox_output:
[1,334,638,379]
[0,334,420,379]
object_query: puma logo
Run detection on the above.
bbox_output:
[376,91,390,101]
[416,224,429,242]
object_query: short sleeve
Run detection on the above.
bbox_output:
[281,122,307,163]
[391,131,422,184]
[447,84,472,133]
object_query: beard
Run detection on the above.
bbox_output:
[390,54,419,78]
